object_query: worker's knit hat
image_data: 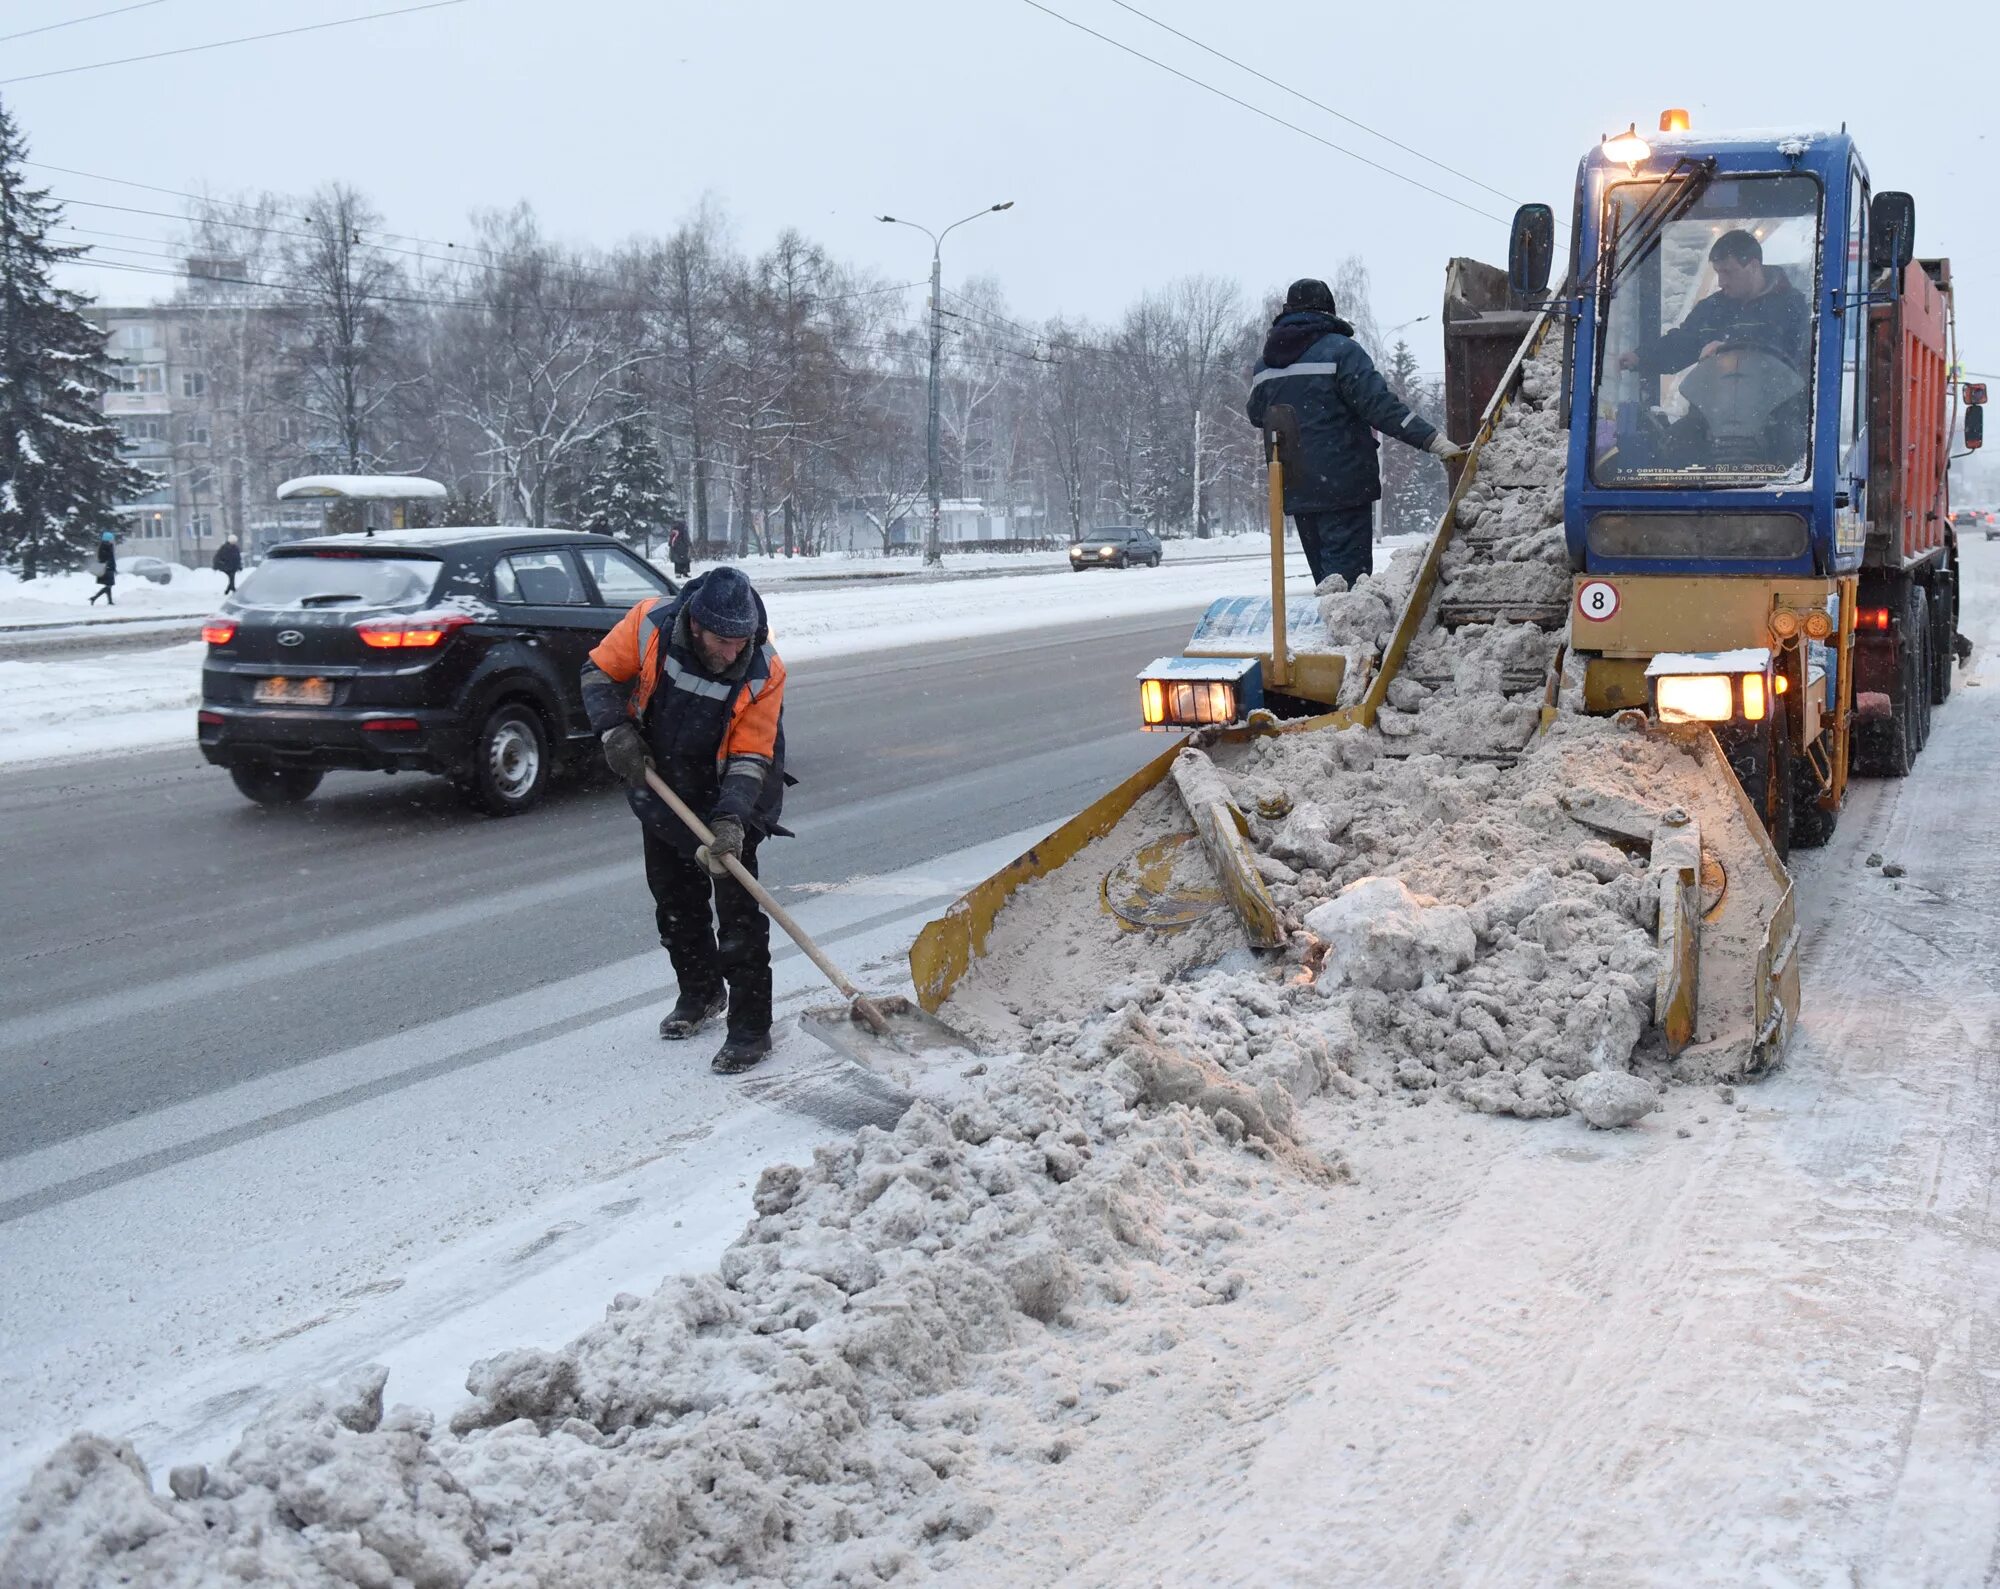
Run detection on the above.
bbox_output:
[687,566,760,639]
[1283,278,1338,315]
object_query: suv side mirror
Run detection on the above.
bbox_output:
[1508,203,1555,298]
[1869,191,1916,275]
[1967,404,1985,452]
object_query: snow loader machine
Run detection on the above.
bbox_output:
[909,116,1968,1078]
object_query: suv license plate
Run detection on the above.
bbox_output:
[255,677,333,706]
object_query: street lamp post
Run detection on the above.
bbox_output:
[877,202,1014,567]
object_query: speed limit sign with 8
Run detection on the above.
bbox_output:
[1577,580,1619,622]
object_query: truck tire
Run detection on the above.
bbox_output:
[1855,581,1926,779]
[1929,571,1954,706]
[1789,753,1838,849]
[1725,710,1792,863]
[1910,586,1933,753]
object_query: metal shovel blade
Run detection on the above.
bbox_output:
[799,995,983,1078]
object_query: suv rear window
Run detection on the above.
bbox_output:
[236,554,443,609]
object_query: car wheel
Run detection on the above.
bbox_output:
[229,764,323,805]
[465,701,550,816]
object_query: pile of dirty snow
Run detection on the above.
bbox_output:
[2,959,1345,1586]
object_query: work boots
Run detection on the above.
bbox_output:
[711,1029,773,1075]
[658,986,726,1040]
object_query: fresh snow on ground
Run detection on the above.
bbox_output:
[7,540,1998,1585]
[0,567,236,628]
[0,548,1328,769]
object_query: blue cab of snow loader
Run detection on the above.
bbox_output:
[1537,114,1967,848]
[1139,112,1972,861]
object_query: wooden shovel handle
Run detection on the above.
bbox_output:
[641,766,888,1031]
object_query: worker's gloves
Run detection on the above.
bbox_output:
[601,723,651,789]
[1426,434,1467,462]
[699,815,745,876]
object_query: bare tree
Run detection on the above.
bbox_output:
[174,192,290,547]
[646,199,735,546]
[278,184,412,475]
[437,205,652,525]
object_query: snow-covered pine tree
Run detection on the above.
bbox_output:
[0,100,152,578]
[1378,338,1447,536]
[577,406,677,554]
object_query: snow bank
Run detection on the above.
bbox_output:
[0,642,205,766]
[0,568,233,628]
[2,953,1344,1584]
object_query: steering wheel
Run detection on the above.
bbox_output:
[1677,343,1808,443]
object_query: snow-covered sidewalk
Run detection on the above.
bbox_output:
[0,534,1283,632]
[0,549,1322,769]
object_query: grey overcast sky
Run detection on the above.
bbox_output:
[8,0,1998,377]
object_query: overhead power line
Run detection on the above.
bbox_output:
[34,160,926,310]
[1104,0,1524,208]
[1015,0,1510,227]
[0,0,471,85]
[0,1,172,47]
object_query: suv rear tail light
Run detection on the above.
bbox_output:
[357,614,474,649]
[362,717,423,732]
[202,620,237,645]
[1858,607,1892,632]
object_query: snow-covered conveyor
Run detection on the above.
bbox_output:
[911,303,1797,1081]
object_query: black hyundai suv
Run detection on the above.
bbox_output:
[197,528,676,814]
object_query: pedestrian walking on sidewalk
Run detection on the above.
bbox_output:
[581,566,789,1074]
[88,530,117,606]
[1246,277,1463,590]
[212,534,242,595]
[667,519,692,579]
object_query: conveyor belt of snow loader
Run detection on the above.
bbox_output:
[909,302,1796,1077]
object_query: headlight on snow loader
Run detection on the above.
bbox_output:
[1654,674,1736,722]
[1647,649,1774,725]
[1137,656,1262,731]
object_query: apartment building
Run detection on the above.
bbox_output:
[85,273,321,566]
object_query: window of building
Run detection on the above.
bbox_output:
[189,513,214,542]
[112,365,167,395]
[188,464,216,497]
[135,510,173,540]
[116,324,158,351]
[180,370,208,399]
[275,416,300,443]
[186,423,212,447]
[115,417,168,445]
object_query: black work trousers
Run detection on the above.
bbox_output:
[1292,506,1374,590]
[642,828,772,1036]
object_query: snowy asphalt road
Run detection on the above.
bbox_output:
[0,609,1202,1498]
[0,610,1189,1163]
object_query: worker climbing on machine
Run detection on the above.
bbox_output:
[1246,277,1462,590]
[582,566,789,1075]
[1617,229,1810,377]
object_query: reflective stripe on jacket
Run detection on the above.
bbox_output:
[1245,310,1439,512]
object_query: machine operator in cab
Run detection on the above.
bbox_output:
[1616,229,1809,378]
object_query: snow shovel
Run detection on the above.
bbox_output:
[641,767,981,1071]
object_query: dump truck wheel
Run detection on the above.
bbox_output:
[1910,586,1933,754]
[1789,754,1837,849]
[1929,572,1955,706]
[1724,712,1792,862]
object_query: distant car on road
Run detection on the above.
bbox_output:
[1069,526,1163,570]
[1952,506,1999,541]
[121,556,175,585]
[197,528,676,814]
